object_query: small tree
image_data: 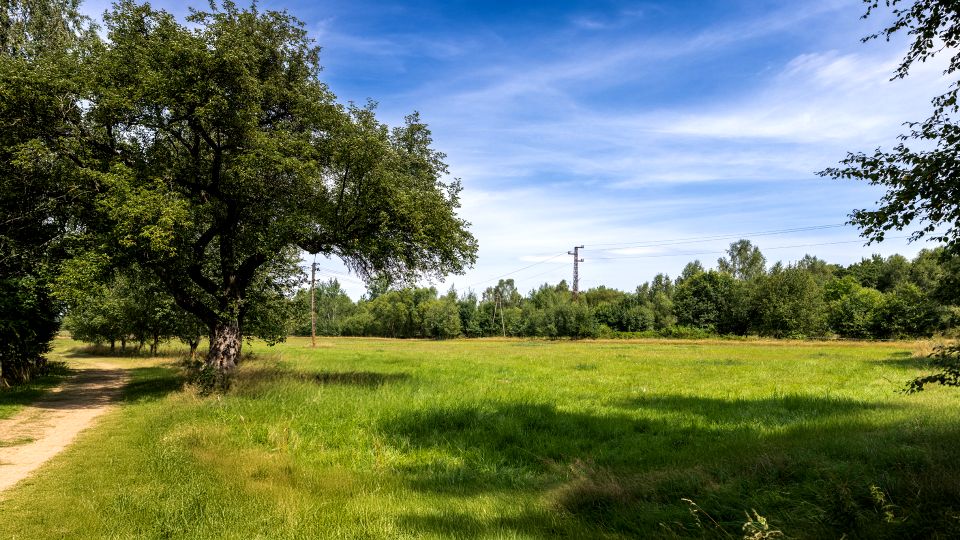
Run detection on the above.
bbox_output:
[674,271,747,335]
[752,266,828,339]
[718,240,766,281]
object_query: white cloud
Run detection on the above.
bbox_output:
[661,50,949,143]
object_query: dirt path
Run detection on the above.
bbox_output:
[0,362,128,493]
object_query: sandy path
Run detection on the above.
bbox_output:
[0,362,128,493]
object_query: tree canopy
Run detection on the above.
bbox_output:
[45,1,476,376]
[0,0,92,385]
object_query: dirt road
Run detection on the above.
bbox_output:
[0,362,128,493]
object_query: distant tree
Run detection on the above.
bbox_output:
[582,286,627,308]
[456,292,483,337]
[878,283,942,338]
[752,266,828,339]
[821,0,960,253]
[909,249,948,293]
[292,278,355,336]
[843,254,911,292]
[643,274,676,330]
[796,254,838,285]
[717,240,766,281]
[421,294,462,339]
[674,271,747,334]
[677,260,705,284]
[825,276,885,338]
[364,275,394,301]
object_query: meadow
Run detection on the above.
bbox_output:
[1,337,959,539]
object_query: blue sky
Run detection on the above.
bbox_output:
[82,0,951,298]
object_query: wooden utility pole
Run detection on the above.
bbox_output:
[310,262,317,348]
[568,245,584,299]
[498,293,506,337]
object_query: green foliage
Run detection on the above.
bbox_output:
[718,239,767,281]
[0,274,59,384]
[60,265,201,354]
[283,247,960,341]
[420,296,462,339]
[821,0,960,252]
[827,277,885,339]
[338,286,464,339]
[878,283,942,338]
[290,279,356,337]
[842,254,911,292]
[908,344,960,392]
[674,270,748,335]
[0,0,93,385]
[752,265,828,338]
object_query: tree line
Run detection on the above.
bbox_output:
[62,240,960,347]
[296,240,960,340]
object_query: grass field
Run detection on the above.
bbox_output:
[2,337,959,538]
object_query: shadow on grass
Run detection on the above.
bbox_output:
[875,354,938,372]
[614,393,891,427]
[0,361,71,415]
[123,365,185,403]
[378,396,960,538]
[235,364,411,389]
[64,344,188,358]
[306,371,410,386]
[397,511,567,539]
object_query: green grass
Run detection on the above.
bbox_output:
[0,357,71,420]
[2,337,960,538]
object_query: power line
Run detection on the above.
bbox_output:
[586,223,847,250]
[589,237,907,260]
[512,264,571,284]
[467,252,568,287]
[311,265,366,284]
[465,223,852,288]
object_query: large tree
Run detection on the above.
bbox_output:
[66,1,476,376]
[821,0,960,252]
[0,0,92,384]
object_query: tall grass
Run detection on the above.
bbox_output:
[1,337,958,538]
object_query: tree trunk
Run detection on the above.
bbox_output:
[208,320,241,374]
[110,339,115,353]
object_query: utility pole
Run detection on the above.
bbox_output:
[498,293,506,337]
[310,261,317,348]
[568,245,584,300]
